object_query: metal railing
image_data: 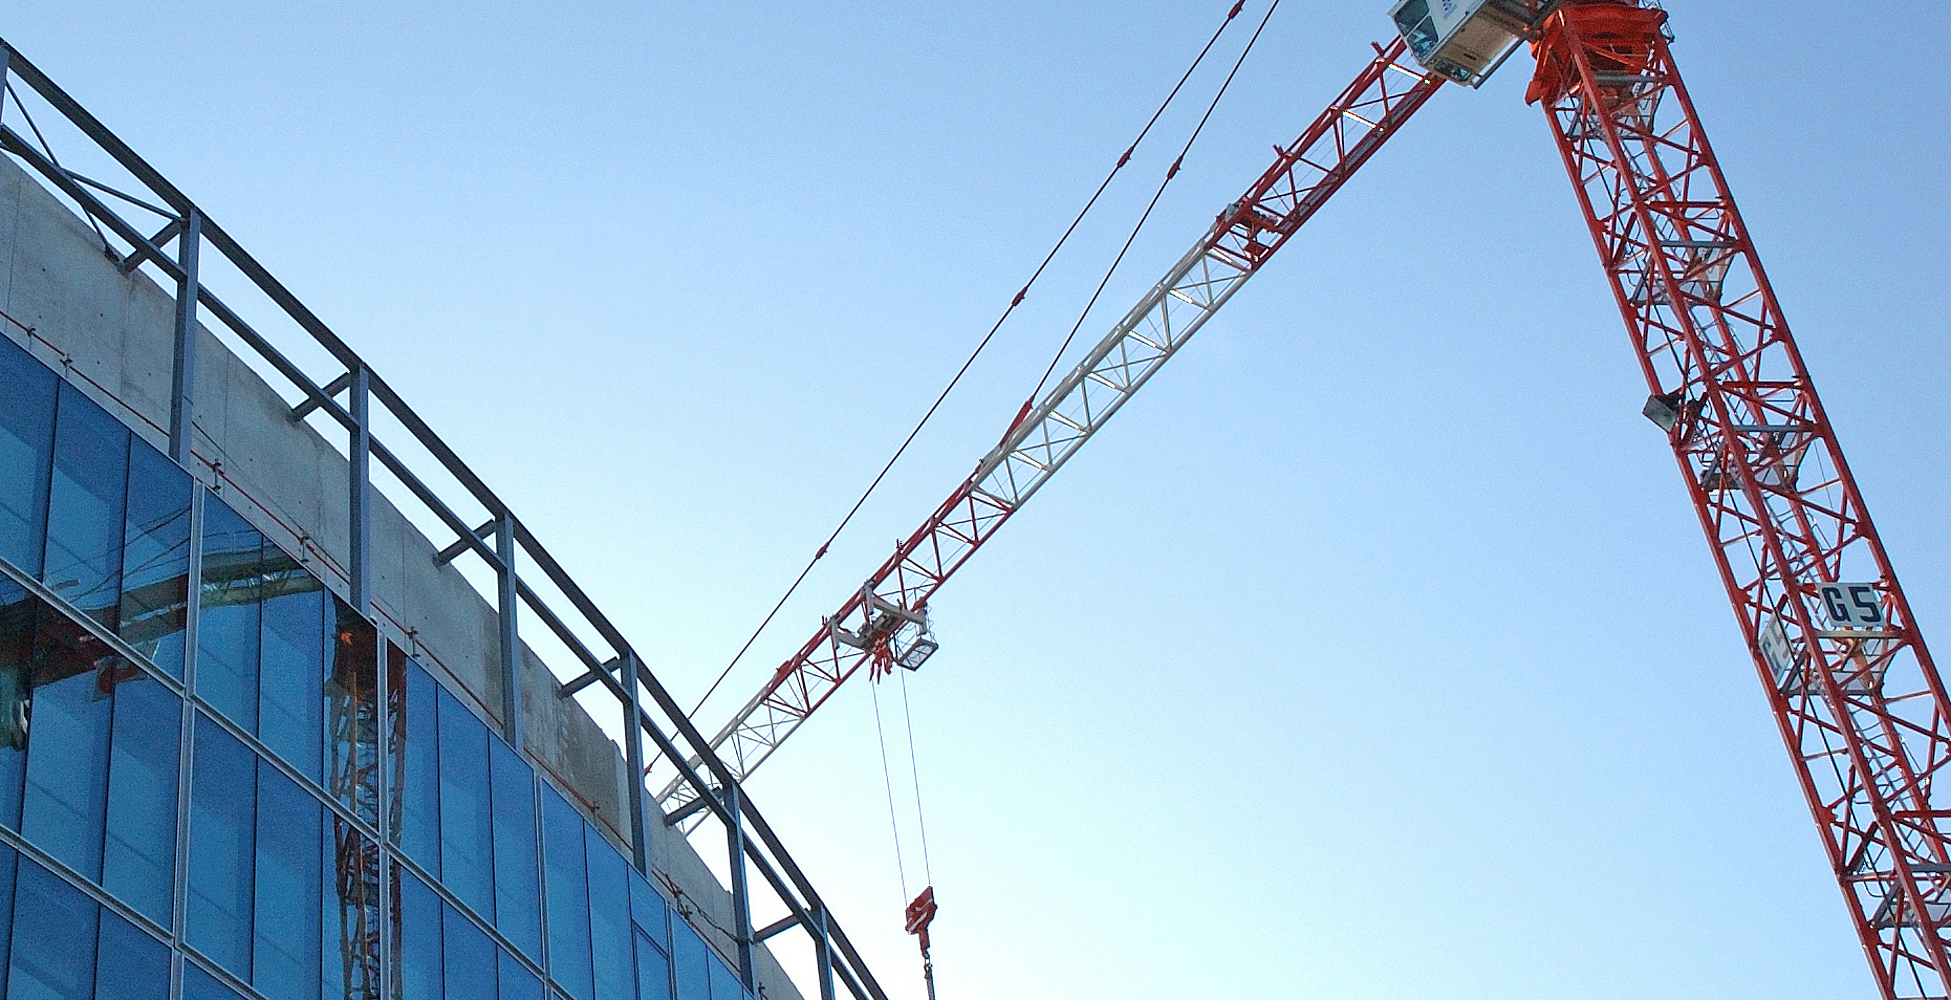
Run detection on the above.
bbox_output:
[0,37,882,1000]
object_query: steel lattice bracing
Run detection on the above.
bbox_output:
[660,39,1446,816]
[1532,4,1951,996]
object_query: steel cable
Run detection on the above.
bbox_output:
[687,1,1255,720]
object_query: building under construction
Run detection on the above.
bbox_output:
[0,33,884,1000]
[2,2,1950,999]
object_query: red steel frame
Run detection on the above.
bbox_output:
[1533,4,1951,995]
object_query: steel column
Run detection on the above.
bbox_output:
[724,781,757,992]
[814,904,837,1000]
[168,209,201,463]
[495,514,523,750]
[623,651,649,873]
[348,365,371,614]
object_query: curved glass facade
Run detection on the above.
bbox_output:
[0,333,753,1000]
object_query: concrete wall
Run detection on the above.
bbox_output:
[0,152,800,1000]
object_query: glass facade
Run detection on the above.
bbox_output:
[0,332,757,999]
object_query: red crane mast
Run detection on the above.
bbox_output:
[1521,3,1951,995]
[663,4,1950,994]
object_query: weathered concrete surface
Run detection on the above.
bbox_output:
[0,151,802,1000]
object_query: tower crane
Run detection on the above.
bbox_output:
[662,3,1950,996]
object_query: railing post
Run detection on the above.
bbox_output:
[624,652,649,873]
[495,513,523,750]
[724,781,756,992]
[347,364,371,614]
[168,209,202,464]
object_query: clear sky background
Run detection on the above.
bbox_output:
[6,3,1951,998]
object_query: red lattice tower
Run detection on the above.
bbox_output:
[1532,4,1951,995]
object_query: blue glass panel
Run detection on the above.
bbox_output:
[255,760,322,1000]
[437,685,494,919]
[633,931,672,1000]
[182,963,248,1000]
[7,857,98,1000]
[119,443,189,677]
[0,580,34,828]
[259,564,325,782]
[489,733,540,959]
[21,612,112,879]
[44,382,128,627]
[188,715,256,978]
[0,335,55,575]
[442,902,497,1000]
[102,674,180,924]
[628,872,667,951]
[706,954,742,1000]
[327,601,379,825]
[395,868,445,1000]
[393,651,440,870]
[322,818,381,1000]
[498,948,544,1000]
[586,825,633,1000]
[541,788,593,1000]
[198,497,261,731]
[670,920,709,1000]
[95,906,168,1000]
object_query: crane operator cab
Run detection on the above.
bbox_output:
[1389,0,1558,87]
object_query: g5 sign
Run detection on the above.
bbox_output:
[1818,583,1887,630]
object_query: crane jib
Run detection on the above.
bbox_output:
[657,40,1445,815]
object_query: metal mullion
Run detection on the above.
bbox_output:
[169,487,205,1000]
[373,599,393,1000]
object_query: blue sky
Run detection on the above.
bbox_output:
[7,3,1951,998]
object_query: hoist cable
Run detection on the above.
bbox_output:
[898,667,934,887]
[869,676,910,902]
[1028,0,1284,403]
[686,0,1253,720]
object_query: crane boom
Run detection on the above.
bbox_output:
[1521,4,1951,996]
[659,39,1444,816]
